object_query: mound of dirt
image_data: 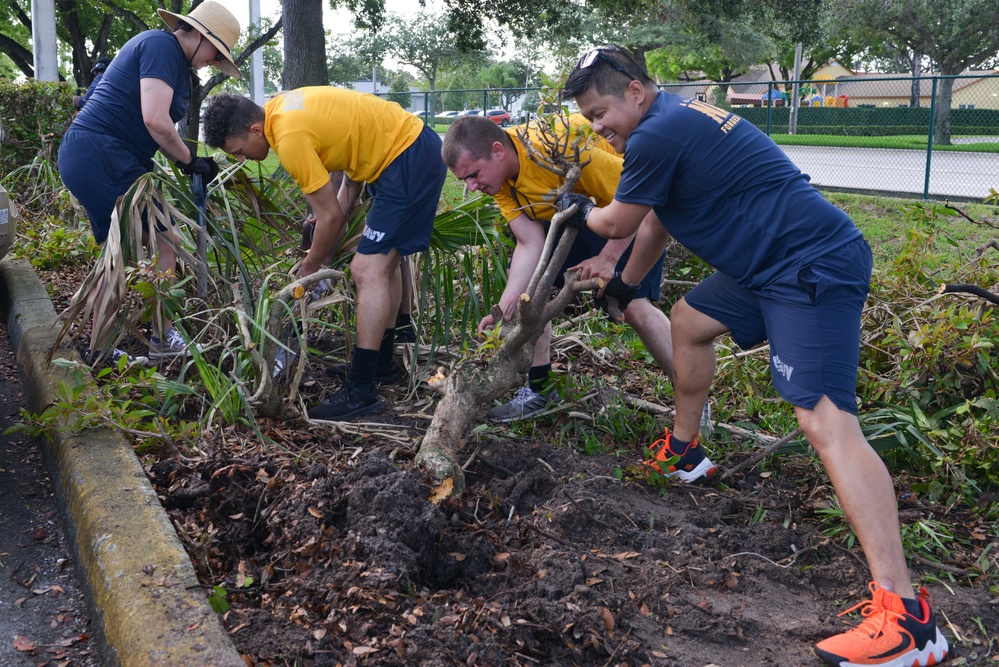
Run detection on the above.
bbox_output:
[149,429,999,667]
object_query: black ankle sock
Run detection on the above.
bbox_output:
[670,436,691,455]
[528,364,551,394]
[377,328,396,370]
[901,596,923,619]
[396,313,413,328]
[349,347,380,393]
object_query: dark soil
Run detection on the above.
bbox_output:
[39,264,999,667]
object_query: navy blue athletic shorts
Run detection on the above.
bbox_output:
[58,128,154,245]
[683,237,873,413]
[359,124,446,257]
[554,226,666,301]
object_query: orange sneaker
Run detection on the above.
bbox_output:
[642,427,717,483]
[815,582,949,666]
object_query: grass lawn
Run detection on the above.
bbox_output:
[826,191,999,263]
[770,133,999,152]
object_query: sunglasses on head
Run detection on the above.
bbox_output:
[578,47,640,81]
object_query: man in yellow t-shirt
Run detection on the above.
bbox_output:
[204,87,446,420]
[441,114,674,422]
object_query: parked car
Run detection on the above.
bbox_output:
[486,109,512,126]
[458,108,483,117]
[412,110,434,122]
[436,110,459,119]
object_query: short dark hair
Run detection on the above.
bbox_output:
[563,45,656,100]
[90,56,112,76]
[441,115,511,168]
[203,93,265,148]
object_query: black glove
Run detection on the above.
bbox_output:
[177,151,220,182]
[301,214,316,250]
[555,193,595,230]
[596,273,639,319]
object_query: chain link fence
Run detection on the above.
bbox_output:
[389,74,999,202]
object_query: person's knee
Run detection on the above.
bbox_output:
[794,397,864,454]
[625,299,669,333]
[670,298,704,342]
[351,253,396,289]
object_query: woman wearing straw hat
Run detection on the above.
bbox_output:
[58,1,241,363]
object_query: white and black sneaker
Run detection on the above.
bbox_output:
[149,327,203,360]
[486,386,561,423]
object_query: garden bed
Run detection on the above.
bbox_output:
[37,247,999,667]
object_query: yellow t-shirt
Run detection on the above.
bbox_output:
[263,87,424,194]
[492,114,623,223]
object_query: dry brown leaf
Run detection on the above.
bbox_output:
[13,635,36,652]
[599,606,615,633]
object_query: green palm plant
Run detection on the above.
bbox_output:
[52,156,507,429]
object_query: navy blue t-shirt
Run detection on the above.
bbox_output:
[74,30,190,158]
[616,91,861,289]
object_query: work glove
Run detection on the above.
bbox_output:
[554,193,595,230]
[176,150,220,182]
[596,273,639,320]
[301,214,316,250]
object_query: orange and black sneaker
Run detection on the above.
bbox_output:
[642,427,718,483]
[815,582,949,666]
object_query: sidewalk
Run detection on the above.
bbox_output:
[0,258,243,667]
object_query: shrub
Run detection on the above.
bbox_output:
[859,201,999,497]
[0,80,75,175]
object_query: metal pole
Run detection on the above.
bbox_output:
[30,0,59,82]
[765,82,773,136]
[249,0,264,105]
[788,42,802,135]
[923,77,937,200]
[193,172,209,299]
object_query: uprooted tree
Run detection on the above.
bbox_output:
[414,109,621,493]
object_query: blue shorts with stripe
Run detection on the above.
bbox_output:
[359,124,447,256]
[684,237,873,413]
[553,226,665,301]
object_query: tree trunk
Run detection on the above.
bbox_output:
[933,74,956,146]
[909,53,921,108]
[282,0,328,90]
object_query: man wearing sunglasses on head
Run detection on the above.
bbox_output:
[556,44,948,667]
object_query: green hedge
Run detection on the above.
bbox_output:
[736,106,999,137]
[0,80,75,176]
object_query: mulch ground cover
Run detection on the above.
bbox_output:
[40,263,999,667]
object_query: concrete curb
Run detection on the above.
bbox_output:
[0,258,243,667]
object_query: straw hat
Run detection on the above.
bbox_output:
[158,1,242,78]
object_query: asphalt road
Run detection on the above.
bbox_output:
[780,144,999,200]
[0,320,97,666]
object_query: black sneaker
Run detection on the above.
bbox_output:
[395,323,416,344]
[325,362,402,386]
[308,385,384,421]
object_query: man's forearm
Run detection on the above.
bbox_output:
[301,211,345,274]
[620,219,670,285]
[596,236,636,266]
